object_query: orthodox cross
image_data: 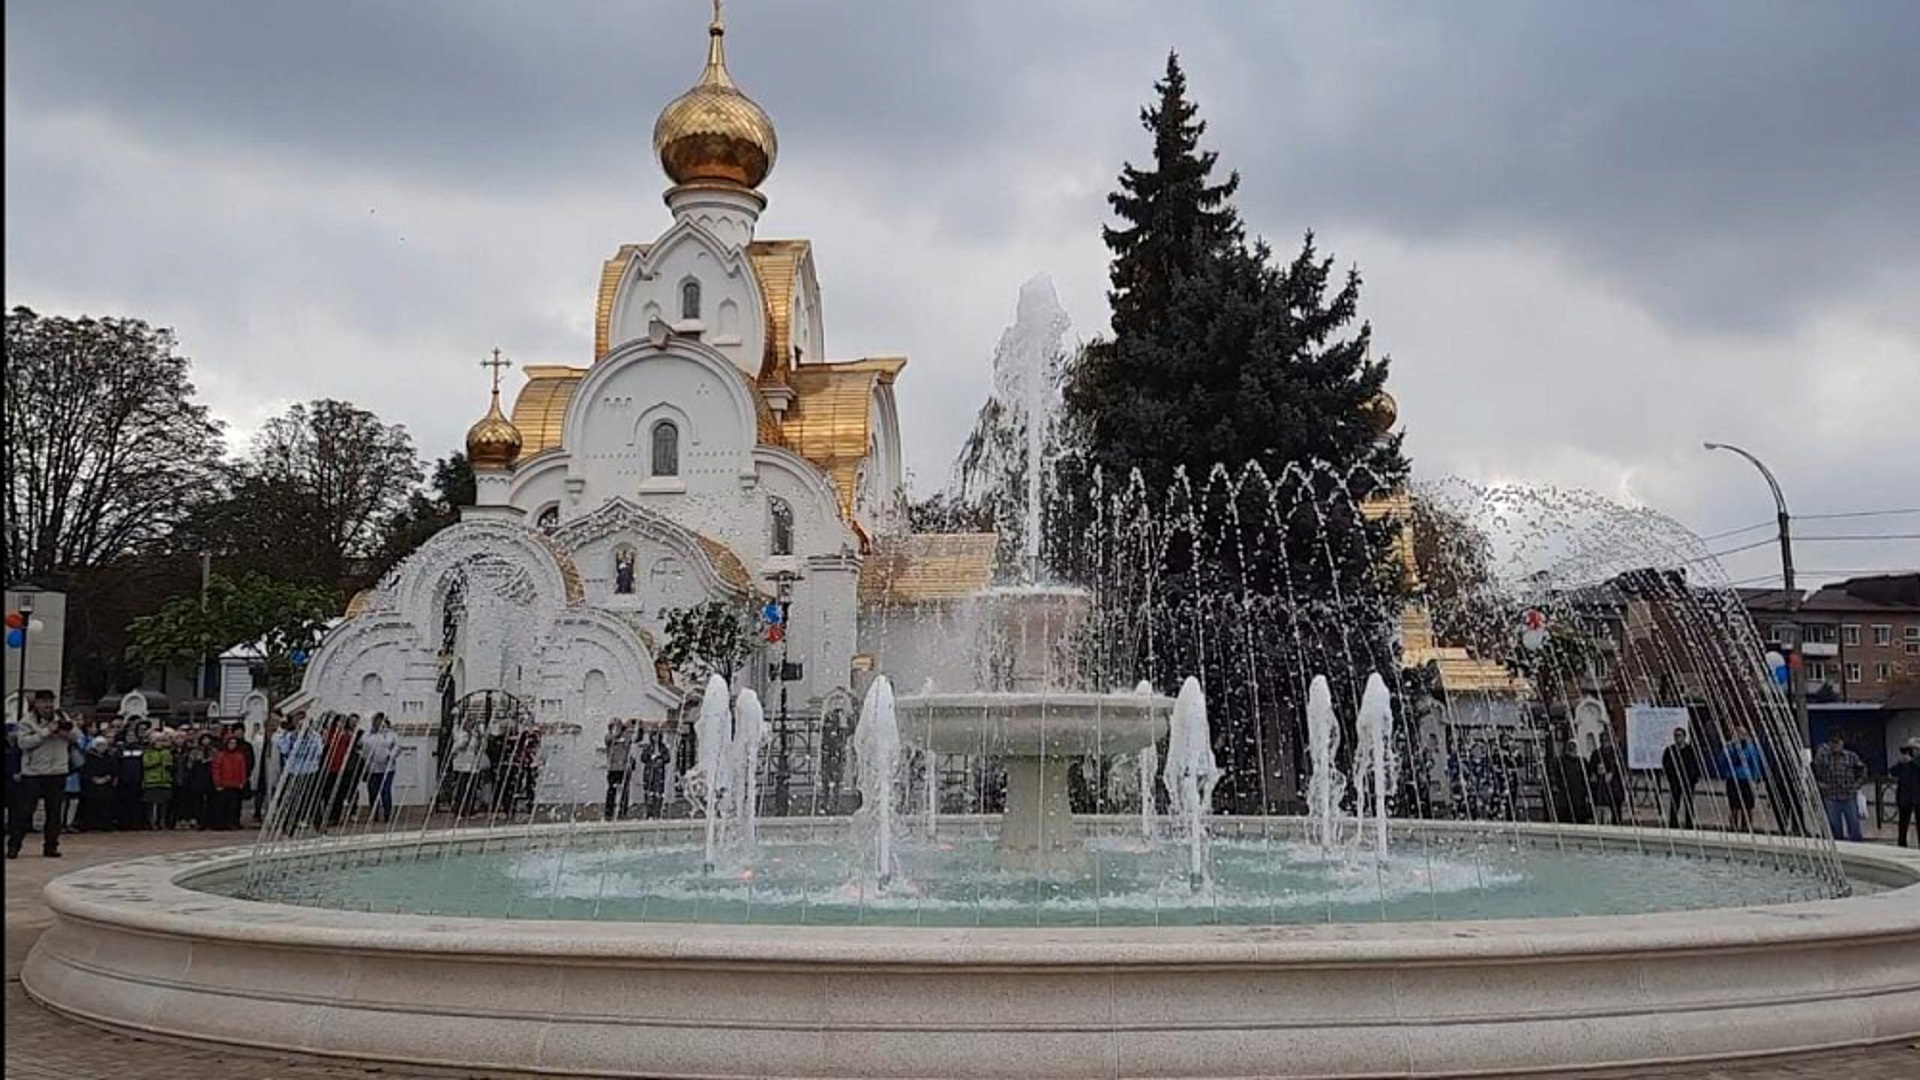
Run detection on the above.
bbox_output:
[481,347,512,395]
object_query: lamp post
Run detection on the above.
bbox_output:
[770,570,799,816]
[14,590,37,722]
[1703,442,1807,745]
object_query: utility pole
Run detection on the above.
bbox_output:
[772,571,797,816]
[14,590,37,721]
[1704,442,1807,749]
[195,551,212,701]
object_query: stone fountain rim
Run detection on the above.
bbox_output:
[36,819,1920,969]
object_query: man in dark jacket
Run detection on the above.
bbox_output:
[1661,726,1704,830]
[638,730,672,819]
[1889,739,1918,848]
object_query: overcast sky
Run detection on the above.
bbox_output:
[7,0,1917,588]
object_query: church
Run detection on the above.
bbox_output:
[289,7,993,806]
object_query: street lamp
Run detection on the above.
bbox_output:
[1703,442,1807,745]
[13,589,39,722]
[768,569,801,816]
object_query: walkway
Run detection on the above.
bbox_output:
[6,829,1917,1079]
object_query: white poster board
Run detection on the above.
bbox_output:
[1626,706,1691,771]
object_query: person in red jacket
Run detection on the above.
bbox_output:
[210,733,251,830]
[321,715,361,827]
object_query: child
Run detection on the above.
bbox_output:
[141,733,175,831]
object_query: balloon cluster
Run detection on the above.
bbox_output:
[3,610,41,649]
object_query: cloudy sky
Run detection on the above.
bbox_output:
[7,0,1917,587]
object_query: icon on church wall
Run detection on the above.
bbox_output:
[614,548,637,595]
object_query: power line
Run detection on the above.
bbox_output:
[1797,533,1920,542]
[1705,537,1779,559]
[1698,520,1773,542]
[1799,507,1920,521]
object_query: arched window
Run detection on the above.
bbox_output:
[650,419,680,477]
[535,506,558,533]
[680,279,701,321]
[769,496,794,556]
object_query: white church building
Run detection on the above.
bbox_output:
[289,8,994,807]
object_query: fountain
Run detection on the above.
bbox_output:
[895,587,1173,872]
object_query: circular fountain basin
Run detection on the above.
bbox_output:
[24,821,1920,1079]
[897,690,1171,871]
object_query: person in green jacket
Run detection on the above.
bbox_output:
[141,733,176,831]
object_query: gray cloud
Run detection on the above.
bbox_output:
[6,0,1917,585]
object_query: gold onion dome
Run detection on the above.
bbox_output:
[652,5,777,189]
[466,389,523,470]
[1366,390,1399,435]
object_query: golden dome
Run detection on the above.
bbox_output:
[1365,390,1399,435]
[652,5,777,189]
[466,388,523,471]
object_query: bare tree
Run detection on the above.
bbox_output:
[226,399,424,587]
[4,307,226,580]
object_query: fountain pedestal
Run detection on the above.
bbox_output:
[896,691,1169,873]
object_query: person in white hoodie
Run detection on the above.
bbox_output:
[360,713,401,823]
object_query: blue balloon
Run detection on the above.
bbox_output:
[1773,663,1791,686]
[290,649,309,665]
[4,628,21,649]
[762,601,782,624]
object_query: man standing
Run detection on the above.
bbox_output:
[1661,726,1703,830]
[1892,739,1920,849]
[1722,726,1764,833]
[604,719,635,821]
[1812,731,1868,843]
[7,690,75,858]
[639,729,672,819]
[273,713,325,836]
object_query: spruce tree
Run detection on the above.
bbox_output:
[1057,55,1412,813]
[1103,52,1243,341]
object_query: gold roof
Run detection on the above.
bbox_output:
[509,365,585,458]
[465,388,523,471]
[652,7,776,190]
[784,366,879,518]
[858,533,998,605]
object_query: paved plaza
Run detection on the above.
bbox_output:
[4,827,1915,1080]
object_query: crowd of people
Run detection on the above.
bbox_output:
[266,710,403,836]
[6,689,270,859]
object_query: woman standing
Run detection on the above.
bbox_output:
[141,733,175,831]
[210,733,250,830]
[447,719,488,818]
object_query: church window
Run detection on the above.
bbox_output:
[680,279,701,320]
[536,506,559,533]
[769,496,794,556]
[650,420,680,477]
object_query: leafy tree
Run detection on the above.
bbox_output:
[190,399,423,589]
[4,307,225,580]
[657,599,761,689]
[375,452,476,575]
[126,572,339,702]
[1409,493,1510,658]
[903,490,995,534]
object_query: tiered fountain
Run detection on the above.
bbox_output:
[896,586,1172,872]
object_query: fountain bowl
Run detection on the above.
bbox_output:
[895,689,1172,756]
[22,821,1920,1079]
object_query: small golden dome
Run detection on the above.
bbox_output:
[466,389,523,471]
[652,6,777,189]
[1365,390,1399,435]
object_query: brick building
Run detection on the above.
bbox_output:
[1741,573,1920,704]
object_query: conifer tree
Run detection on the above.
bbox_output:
[1056,55,1412,813]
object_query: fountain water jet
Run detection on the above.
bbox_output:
[692,674,732,873]
[853,675,900,886]
[1305,675,1343,854]
[1163,677,1219,888]
[733,688,765,846]
[1353,672,1395,858]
